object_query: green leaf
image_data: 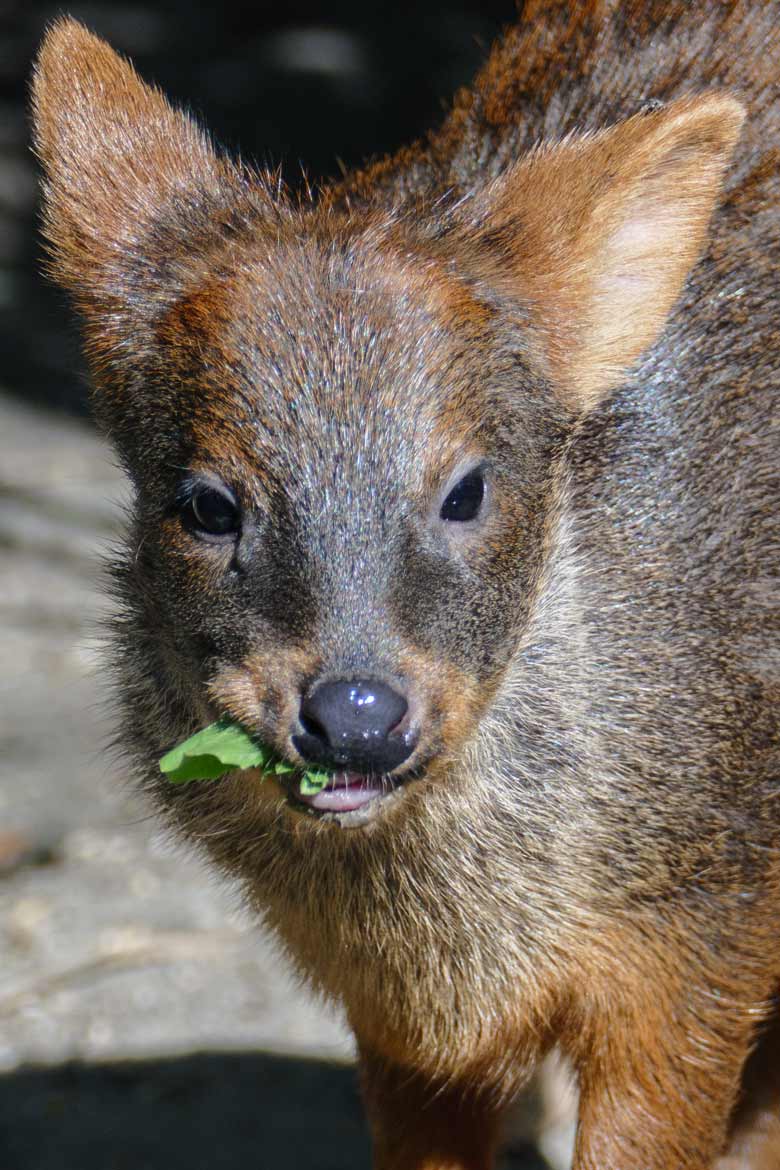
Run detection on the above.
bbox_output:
[272,759,296,775]
[162,753,239,784]
[300,768,331,795]
[160,718,335,794]
[160,719,269,784]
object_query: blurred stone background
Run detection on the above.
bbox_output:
[0,2,568,1167]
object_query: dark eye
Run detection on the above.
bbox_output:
[185,485,240,538]
[440,470,485,523]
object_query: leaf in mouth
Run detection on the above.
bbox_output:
[299,768,332,795]
[159,719,331,793]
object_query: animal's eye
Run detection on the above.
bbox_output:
[185,485,240,538]
[440,470,485,523]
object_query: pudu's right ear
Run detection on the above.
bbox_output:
[31,19,240,321]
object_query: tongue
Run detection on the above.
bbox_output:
[298,772,384,812]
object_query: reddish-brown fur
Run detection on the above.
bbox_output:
[32,3,779,1167]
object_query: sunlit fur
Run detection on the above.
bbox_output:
[32,3,779,1168]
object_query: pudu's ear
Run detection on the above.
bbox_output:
[460,94,745,412]
[31,18,240,319]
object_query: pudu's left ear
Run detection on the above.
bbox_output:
[457,93,745,412]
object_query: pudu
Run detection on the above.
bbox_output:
[32,2,779,1167]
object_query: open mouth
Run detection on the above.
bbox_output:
[276,752,431,821]
[292,770,394,814]
[280,761,432,819]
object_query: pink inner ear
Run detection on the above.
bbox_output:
[595,208,681,317]
[579,160,732,403]
[493,95,746,412]
[606,213,676,276]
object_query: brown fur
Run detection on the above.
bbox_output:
[31,3,779,1167]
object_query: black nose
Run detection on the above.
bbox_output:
[293,679,414,774]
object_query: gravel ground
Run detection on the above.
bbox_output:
[0,392,555,1167]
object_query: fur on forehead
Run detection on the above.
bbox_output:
[157,203,503,364]
[151,209,534,476]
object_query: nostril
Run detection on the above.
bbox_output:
[386,698,410,737]
[298,702,329,746]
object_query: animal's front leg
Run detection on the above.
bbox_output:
[574,1056,747,1170]
[359,1049,504,1170]
[569,948,768,1170]
[716,1007,780,1170]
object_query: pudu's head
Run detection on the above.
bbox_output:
[32,20,743,829]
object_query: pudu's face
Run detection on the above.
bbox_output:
[126,216,567,824]
[32,20,743,828]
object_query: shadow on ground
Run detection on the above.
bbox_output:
[0,1053,367,1170]
[0,1051,548,1170]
